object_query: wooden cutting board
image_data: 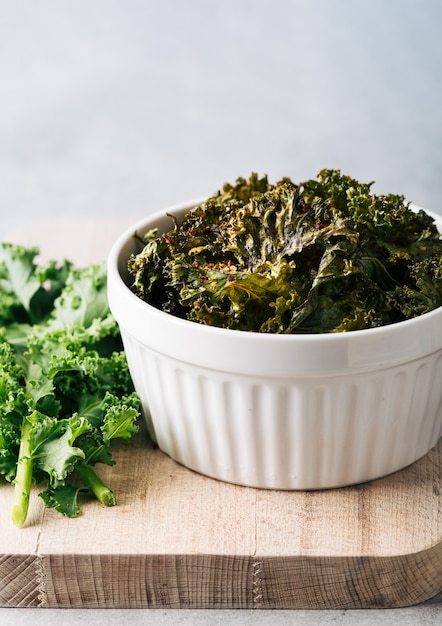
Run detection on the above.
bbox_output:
[1,217,441,610]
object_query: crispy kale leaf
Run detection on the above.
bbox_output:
[128,170,442,333]
[0,244,139,526]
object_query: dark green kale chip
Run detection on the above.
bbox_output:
[128,170,442,334]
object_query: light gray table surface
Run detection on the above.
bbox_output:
[1,1,441,623]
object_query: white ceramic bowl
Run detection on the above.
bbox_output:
[107,201,442,490]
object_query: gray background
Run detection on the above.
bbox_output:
[1,0,441,623]
[1,0,442,240]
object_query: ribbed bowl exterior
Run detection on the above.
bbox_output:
[108,202,442,490]
[121,329,442,489]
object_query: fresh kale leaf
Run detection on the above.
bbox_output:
[39,483,86,518]
[0,245,140,526]
[0,243,71,325]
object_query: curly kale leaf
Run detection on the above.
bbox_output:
[0,341,26,480]
[0,243,71,325]
[0,245,140,526]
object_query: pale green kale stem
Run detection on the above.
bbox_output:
[11,419,33,528]
[76,463,116,507]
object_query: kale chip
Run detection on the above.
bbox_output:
[128,170,442,333]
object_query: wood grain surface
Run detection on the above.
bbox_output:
[1,218,441,609]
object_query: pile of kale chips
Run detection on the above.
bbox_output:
[129,169,442,334]
[0,246,139,527]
